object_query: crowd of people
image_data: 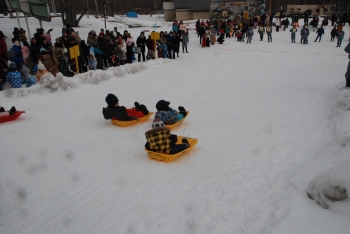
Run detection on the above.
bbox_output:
[0,23,191,90]
[194,13,347,47]
[0,12,349,90]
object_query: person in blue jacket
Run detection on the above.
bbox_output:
[6,62,22,88]
[314,25,324,42]
[10,41,23,68]
[300,25,310,44]
[154,100,187,125]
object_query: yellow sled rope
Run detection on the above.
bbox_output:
[111,112,154,127]
[146,136,198,162]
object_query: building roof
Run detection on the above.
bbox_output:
[173,0,212,11]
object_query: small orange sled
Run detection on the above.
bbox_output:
[146,136,198,162]
[0,111,26,124]
[111,112,154,127]
[165,111,189,130]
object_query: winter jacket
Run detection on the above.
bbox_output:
[246,29,254,38]
[172,24,178,34]
[87,35,99,48]
[29,42,41,62]
[181,34,189,46]
[102,106,137,121]
[6,70,22,88]
[21,46,29,61]
[42,55,59,76]
[57,57,68,75]
[154,109,183,125]
[331,28,337,37]
[35,70,49,82]
[108,55,119,67]
[116,39,127,61]
[300,28,310,37]
[146,38,154,51]
[104,38,116,58]
[10,45,24,68]
[53,42,65,58]
[266,27,272,34]
[145,127,177,154]
[338,30,345,40]
[136,36,147,52]
[258,27,265,34]
[290,28,298,36]
[316,28,324,35]
[88,57,97,70]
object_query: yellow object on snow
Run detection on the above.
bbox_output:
[111,112,154,127]
[165,111,189,130]
[146,136,198,162]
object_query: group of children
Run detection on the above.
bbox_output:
[102,94,190,155]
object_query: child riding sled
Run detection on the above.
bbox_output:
[145,118,190,154]
[102,94,149,121]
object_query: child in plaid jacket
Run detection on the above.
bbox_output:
[145,118,189,154]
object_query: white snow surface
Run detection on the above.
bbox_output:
[1,15,350,234]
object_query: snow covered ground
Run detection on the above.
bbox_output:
[0,15,350,234]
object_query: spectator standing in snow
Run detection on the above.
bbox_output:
[116,35,127,65]
[336,27,345,47]
[330,26,337,42]
[41,49,59,76]
[246,26,254,43]
[57,51,68,76]
[88,53,97,70]
[290,25,297,43]
[125,35,135,64]
[266,25,272,42]
[300,25,310,44]
[181,30,189,53]
[10,41,23,68]
[136,32,146,62]
[257,25,265,41]
[345,42,350,88]
[314,25,324,42]
[275,17,280,32]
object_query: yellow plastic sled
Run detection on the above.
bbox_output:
[111,112,154,127]
[146,136,198,162]
[165,111,189,130]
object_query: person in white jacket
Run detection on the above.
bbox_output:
[275,17,281,32]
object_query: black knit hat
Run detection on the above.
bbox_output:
[106,94,119,107]
[156,100,170,111]
[0,31,6,38]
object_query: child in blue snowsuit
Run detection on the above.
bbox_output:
[6,62,22,88]
[154,100,187,125]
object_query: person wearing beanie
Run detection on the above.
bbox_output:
[35,61,49,82]
[144,118,190,154]
[102,93,149,121]
[6,62,22,88]
[154,100,187,125]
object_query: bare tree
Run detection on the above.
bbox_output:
[57,0,92,26]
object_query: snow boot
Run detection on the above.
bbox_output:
[178,106,187,117]
[182,138,190,147]
[9,106,16,115]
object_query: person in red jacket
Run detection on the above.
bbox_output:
[0,31,8,59]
